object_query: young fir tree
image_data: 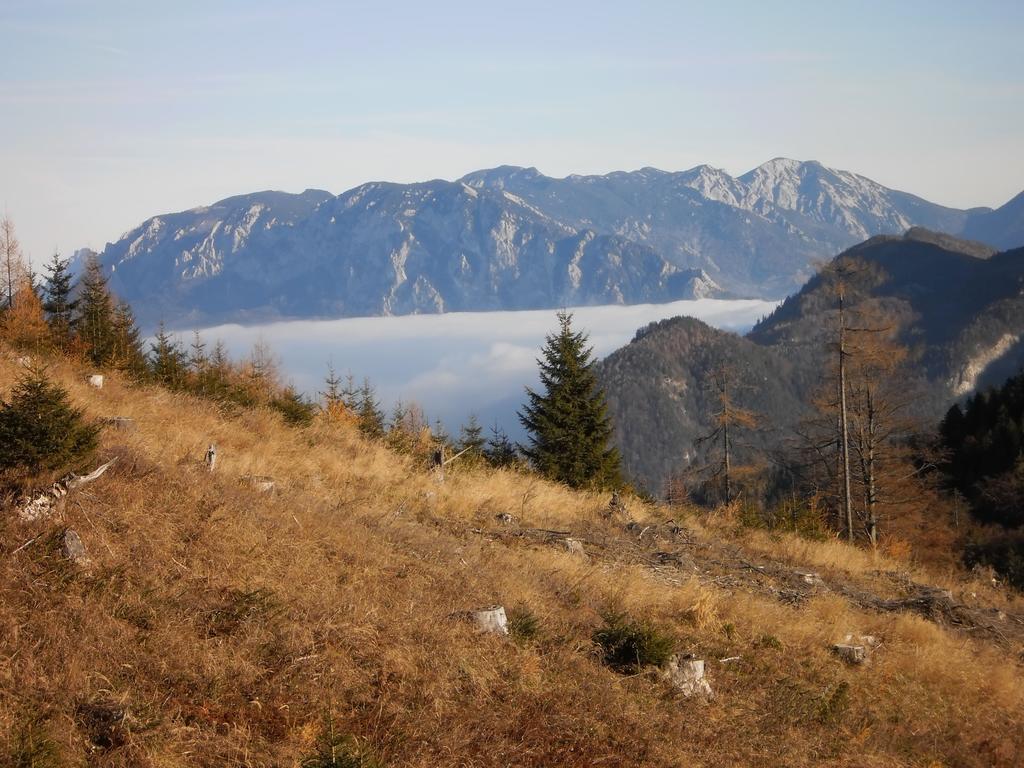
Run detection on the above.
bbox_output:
[41,251,78,349]
[76,253,116,366]
[322,363,344,408]
[271,385,317,427]
[458,413,486,457]
[110,301,147,378]
[356,378,385,438]
[0,365,100,477]
[486,422,519,468]
[148,322,187,389]
[518,311,621,490]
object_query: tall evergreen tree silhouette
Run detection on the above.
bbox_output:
[519,311,621,490]
[76,253,116,365]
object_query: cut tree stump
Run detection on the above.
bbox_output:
[88,374,104,389]
[103,417,136,431]
[469,606,509,636]
[832,633,880,665]
[661,655,713,698]
[564,538,585,556]
[205,444,217,472]
[242,475,276,494]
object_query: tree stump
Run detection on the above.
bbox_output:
[243,475,276,494]
[832,644,866,664]
[205,444,217,472]
[88,374,104,389]
[797,571,825,586]
[832,633,880,665]
[661,655,713,698]
[469,605,509,636]
[564,538,585,556]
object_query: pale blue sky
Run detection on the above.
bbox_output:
[2,0,1022,264]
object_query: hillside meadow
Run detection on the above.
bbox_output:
[1,348,1023,767]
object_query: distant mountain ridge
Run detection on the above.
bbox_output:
[91,160,1020,326]
[598,230,1024,494]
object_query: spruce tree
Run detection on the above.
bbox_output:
[518,311,622,490]
[111,301,147,378]
[41,251,78,349]
[0,366,100,477]
[271,385,316,427]
[148,322,187,389]
[486,422,519,468]
[356,378,385,438]
[458,413,486,457]
[76,253,116,365]
[322,363,343,408]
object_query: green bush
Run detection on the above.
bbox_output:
[0,367,99,480]
[302,718,381,768]
[592,611,675,673]
[507,604,541,643]
[270,386,317,427]
[7,718,63,768]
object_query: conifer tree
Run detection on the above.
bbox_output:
[1,215,27,311]
[356,378,385,438]
[0,365,99,477]
[41,251,78,349]
[322,363,344,408]
[486,422,519,468]
[0,275,49,350]
[76,253,116,365]
[271,384,316,427]
[148,322,187,388]
[458,413,486,457]
[110,301,147,378]
[518,311,622,490]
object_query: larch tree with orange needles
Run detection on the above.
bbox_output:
[694,360,758,505]
[0,274,49,351]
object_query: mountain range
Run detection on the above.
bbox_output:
[597,230,1024,494]
[90,160,1023,327]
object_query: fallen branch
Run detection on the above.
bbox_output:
[65,458,118,491]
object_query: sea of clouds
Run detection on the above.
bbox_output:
[185,298,778,438]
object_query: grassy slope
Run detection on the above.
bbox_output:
[1,350,1023,767]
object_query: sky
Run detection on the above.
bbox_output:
[2,0,1023,266]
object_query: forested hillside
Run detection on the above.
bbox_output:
[599,230,1024,496]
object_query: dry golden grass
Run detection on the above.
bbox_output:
[1,349,1023,767]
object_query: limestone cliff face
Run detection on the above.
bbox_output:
[92,160,991,326]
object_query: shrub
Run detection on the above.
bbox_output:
[592,611,675,673]
[270,386,317,427]
[507,603,541,643]
[965,533,1024,591]
[7,717,63,768]
[0,367,99,480]
[302,718,381,768]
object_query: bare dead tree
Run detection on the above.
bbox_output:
[694,361,758,505]
[1,215,27,311]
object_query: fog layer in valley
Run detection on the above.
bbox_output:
[186,299,778,438]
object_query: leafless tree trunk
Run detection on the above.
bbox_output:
[838,287,854,542]
[1,215,25,310]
